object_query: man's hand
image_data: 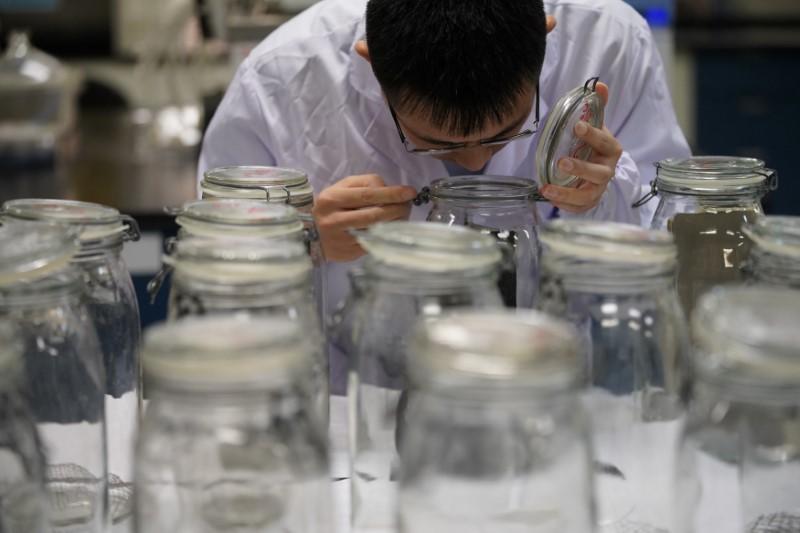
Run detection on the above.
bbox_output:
[313,174,417,262]
[540,82,623,214]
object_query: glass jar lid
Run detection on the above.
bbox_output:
[409,309,582,393]
[201,166,313,206]
[143,315,315,392]
[426,175,540,203]
[174,199,305,239]
[536,77,605,188]
[540,220,676,266]
[655,156,777,196]
[693,286,800,395]
[1,198,139,242]
[166,237,312,285]
[743,216,800,260]
[0,221,79,285]
[356,221,501,273]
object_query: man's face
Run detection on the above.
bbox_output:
[391,84,537,172]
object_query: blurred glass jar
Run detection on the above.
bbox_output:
[342,221,504,532]
[399,310,594,533]
[742,216,800,289]
[2,198,141,522]
[678,287,800,533]
[160,237,327,426]
[637,156,777,318]
[0,223,108,532]
[0,321,48,533]
[419,175,542,308]
[135,315,331,533]
[538,220,690,533]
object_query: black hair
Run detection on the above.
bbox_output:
[365,0,547,136]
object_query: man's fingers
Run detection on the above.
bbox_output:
[324,203,412,230]
[336,174,387,188]
[319,185,418,210]
[557,157,614,186]
[575,122,622,163]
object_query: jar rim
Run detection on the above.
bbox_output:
[692,286,800,392]
[655,156,774,196]
[0,221,79,286]
[176,199,304,231]
[356,221,502,274]
[744,216,800,260]
[202,166,313,205]
[1,198,133,242]
[143,315,315,392]
[409,310,583,393]
[541,220,676,267]
[429,175,538,202]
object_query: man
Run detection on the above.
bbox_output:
[199,0,690,389]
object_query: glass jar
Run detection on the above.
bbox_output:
[135,315,331,533]
[742,216,800,289]
[419,175,541,308]
[162,237,328,426]
[399,309,594,533]
[345,221,504,532]
[2,198,141,526]
[538,220,690,533]
[152,199,325,328]
[639,156,777,318]
[678,287,800,533]
[0,222,108,532]
[0,321,48,533]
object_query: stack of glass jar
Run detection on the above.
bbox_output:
[743,215,800,289]
[539,220,690,533]
[135,315,332,533]
[2,198,142,529]
[0,222,108,532]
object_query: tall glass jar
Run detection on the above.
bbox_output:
[345,221,504,532]
[538,219,690,533]
[0,321,48,533]
[2,198,141,527]
[419,175,541,308]
[638,156,777,318]
[0,223,108,532]
[678,287,800,533]
[161,237,327,426]
[742,216,800,289]
[400,310,594,533]
[135,315,331,533]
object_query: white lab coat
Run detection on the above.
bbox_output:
[199,0,690,391]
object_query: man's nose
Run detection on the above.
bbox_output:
[452,146,494,172]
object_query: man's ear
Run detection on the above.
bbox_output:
[355,40,370,63]
[546,15,557,33]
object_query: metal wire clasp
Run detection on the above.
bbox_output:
[632,180,658,209]
[413,187,431,206]
[583,76,600,94]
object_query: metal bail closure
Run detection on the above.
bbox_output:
[298,212,319,243]
[413,187,431,206]
[632,180,658,209]
[760,168,779,191]
[147,245,176,304]
[584,76,600,94]
[121,214,141,242]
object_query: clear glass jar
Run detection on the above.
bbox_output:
[641,156,777,318]
[162,237,328,427]
[399,309,594,533]
[0,321,48,533]
[0,222,108,532]
[538,220,690,533]
[742,216,800,289]
[135,315,331,533]
[345,221,504,532]
[420,175,541,308]
[2,198,141,526]
[678,287,800,533]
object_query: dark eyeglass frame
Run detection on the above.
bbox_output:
[389,84,541,156]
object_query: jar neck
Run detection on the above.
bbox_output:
[658,189,765,210]
[364,259,498,294]
[542,257,675,293]
[0,275,82,306]
[748,248,800,289]
[693,372,800,407]
[172,272,311,299]
[72,236,124,261]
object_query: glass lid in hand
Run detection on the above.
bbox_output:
[536,77,605,188]
[0,221,79,285]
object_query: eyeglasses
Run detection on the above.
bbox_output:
[389,84,540,156]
